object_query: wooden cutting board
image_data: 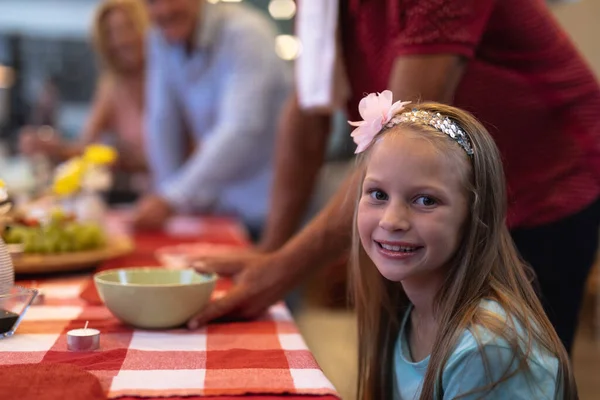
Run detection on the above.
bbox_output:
[12,236,134,274]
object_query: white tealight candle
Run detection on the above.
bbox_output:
[67,321,100,351]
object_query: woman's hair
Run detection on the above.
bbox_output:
[91,0,148,76]
[350,102,577,399]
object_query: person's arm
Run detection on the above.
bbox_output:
[188,168,359,327]
[57,76,114,159]
[19,77,113,161]
[257,94,331,251]
[251,0,489,264]
[189,54,466,326]
[261,54,465,274]
[189,0,495,324]
[258,58,467,252]
[78,76,113,145]
[158,19,291,213]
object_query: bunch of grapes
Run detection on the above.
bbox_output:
[2,210,106,254]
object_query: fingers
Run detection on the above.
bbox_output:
[192,257,245,277]
[132,217,164,231]
[187,285,250,329]
[131,198,164,231]
[191,249,264,276]
[131,213,162,231]
[130,209,148,229]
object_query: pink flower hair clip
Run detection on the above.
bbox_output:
[348,90,411,153]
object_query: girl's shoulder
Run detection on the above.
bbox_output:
[441,300,560,399]
[454,299,556,361]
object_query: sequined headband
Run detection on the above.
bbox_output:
[385,110,474,156]
[348,91,474,156]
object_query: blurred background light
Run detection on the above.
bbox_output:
[268,0,296,20]
[275,34,301,61]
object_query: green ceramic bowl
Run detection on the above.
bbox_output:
[94,268,216,329]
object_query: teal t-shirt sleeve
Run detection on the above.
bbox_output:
[443,344,558,399]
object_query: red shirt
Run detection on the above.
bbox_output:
[340,0,600,228]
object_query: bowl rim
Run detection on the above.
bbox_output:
[93,267,217,288]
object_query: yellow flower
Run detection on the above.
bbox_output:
[0,178,8,204]
[83,144,117,165]
[53,158,84,196]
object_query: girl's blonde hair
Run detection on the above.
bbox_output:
[350,102,577,399]
[91,0,148,76]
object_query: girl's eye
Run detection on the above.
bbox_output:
[414,196,437,207]
[369,190,388,201]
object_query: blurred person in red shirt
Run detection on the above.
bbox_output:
[190,0,600,355]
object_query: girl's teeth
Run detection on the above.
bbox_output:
[381,244,417,252]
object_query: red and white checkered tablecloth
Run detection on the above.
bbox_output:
[0,214,341,399]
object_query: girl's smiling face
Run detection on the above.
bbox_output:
[357,131,470,284]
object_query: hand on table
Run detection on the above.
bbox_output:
[185,248,264,276]
[132,194,173,230]
[187,250,294,329]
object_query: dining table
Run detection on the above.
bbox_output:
[0,211,340,400]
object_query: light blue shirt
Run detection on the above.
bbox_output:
[394,301,561,399]
[145,1,291,226]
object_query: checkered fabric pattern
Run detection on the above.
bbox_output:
[1,215,340,399]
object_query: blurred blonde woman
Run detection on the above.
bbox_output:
[20,0,148,175]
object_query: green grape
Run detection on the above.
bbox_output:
[44,231,62,253]
[63,222,79,238]
[32,232,47,253]
[4,220,106,254]
[22,231,37,253]
[71,231,87,251]
[61,223,79,252]
[87,224,105,247]
[49,208,68,224]
[71,223,105,251]
[58,238,74,253]
[3,226,28,244]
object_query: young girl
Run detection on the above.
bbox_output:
[349,91,577,399]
